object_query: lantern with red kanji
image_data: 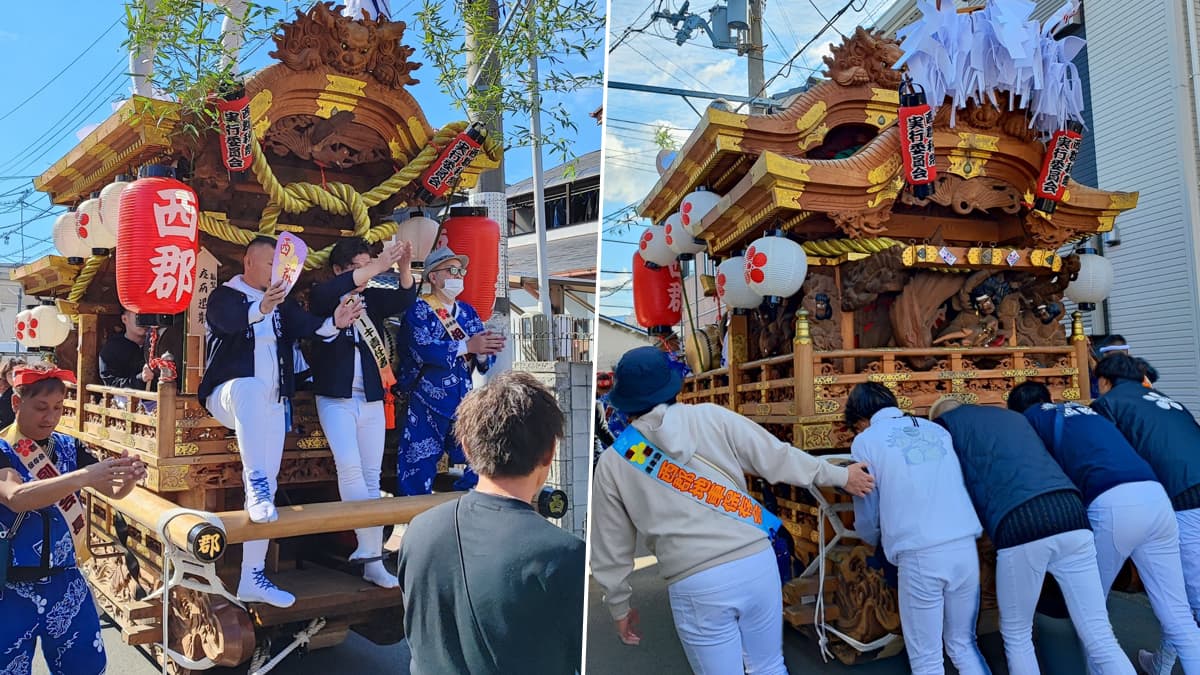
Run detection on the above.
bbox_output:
[116,165,200,326]
[632,252,682,334]
[899,78,936,199]
[744,232,808,304]
[440,206,500,321]
[216,85,253,173]
[418,123,486,200]
[1033,121,1084,215]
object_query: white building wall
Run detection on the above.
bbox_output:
[1087,0,1200,412]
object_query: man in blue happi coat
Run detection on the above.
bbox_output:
[0,364,146,675]
[393,247,505,497]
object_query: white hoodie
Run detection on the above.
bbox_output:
[589,402,850,621]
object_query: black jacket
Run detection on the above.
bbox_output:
[99,333,146,389]
[197,283,330,407]
[308,271,417,401]
[1093,380,1200,509]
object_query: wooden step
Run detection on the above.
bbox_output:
[126,598,162,621]
[782,576,839,606]
[122,623,161,645]
[783,603,840,628]
[247,565,402,628]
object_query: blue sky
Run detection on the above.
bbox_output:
[0,0,601,264]
[600,0,896,319]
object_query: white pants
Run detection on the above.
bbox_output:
[996,529,1134,675]
[316,394,386,558]
[895,537,990,675]
[1148,507,1200,674]
[1087,482,1200,674]
[208,377,285,578]
[667,546,786,675]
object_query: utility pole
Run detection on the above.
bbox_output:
[464,0,515,376]
[527,0,556,358]
[746,0,766,113]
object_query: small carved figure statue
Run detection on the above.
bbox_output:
[933,292,1001,347]
[813,293,834,321]
[1016,301,1067,347]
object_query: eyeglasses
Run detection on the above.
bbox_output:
[435,266,466,277]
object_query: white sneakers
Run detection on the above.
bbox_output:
[237,568,295,608]
[244,470,278,523]
[362,561,399,589]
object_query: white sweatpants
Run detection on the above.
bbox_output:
[316,394,386,558]
[1087,482,1200,674]
[667,546,786,675]
[207,378,285,579]
[996,529,1134,675]
[895,537,990,675]
[1146,507,1200,674]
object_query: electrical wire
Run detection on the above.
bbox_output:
[0,17,122,122]
[609,0,662,53]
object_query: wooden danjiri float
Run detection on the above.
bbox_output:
[14,5,503,673]
[632,16,1136,667]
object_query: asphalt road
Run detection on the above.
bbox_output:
[31,603,411,675]
[585,557,1180,674]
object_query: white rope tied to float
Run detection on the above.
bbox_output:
[250,617,327,675]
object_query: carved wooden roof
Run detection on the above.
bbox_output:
[34,2,499,212]
[638,27,1138,258]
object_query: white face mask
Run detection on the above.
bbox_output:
[441,278,464,298]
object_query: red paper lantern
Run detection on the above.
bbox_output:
[216,88,252,173]
[899,81,936,197]
[418,123,486,199]
[632,252,682,333]
[116,165,200,325]
[1033,121,1084,215]
[440,206,500,321]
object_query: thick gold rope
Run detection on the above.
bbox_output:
[801,237,901,257]
[66,254,108,303]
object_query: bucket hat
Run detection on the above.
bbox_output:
[608,346,683,414]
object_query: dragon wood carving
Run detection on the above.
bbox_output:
[899,174,1023,216]
[271,2,420,89]
[822,27,904,90]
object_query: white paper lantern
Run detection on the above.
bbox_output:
[1065,248,1114,311]
[680,187,721,235]
[638,224,677,267]
[391,210,440,264]
[717,256,763,310]
[14,309,37,348]
[52,209,89,261]
[75,195,106,254]
[664,212,706,258]
[31,305,72,348]
[744,234,809,301]
[97,176,130,249]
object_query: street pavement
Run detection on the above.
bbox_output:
[32,606,411,675]
[585,556,1180,674]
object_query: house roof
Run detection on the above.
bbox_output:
[508,229,597,277]
[506,150,601,197]
[599,314,649,336]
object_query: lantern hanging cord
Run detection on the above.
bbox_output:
[66,253,108,304]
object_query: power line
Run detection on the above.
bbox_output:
[609,0,661,53]
[0,17,121,123]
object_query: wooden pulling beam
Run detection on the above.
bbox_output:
[101,488,459,561]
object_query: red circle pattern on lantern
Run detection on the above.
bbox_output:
[632,252,682,331]
[116,173,200,318]
[440,209,500,322]
[745,245,768,284]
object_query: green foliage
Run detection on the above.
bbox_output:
[416,0,604,164]
[653,125,679,150]
[122,0,279,146]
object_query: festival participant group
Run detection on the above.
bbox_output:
[0,235,589,674]
[592,344,1200,675]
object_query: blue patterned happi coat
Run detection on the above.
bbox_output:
[0,431,106,675]
[394,298,494,495]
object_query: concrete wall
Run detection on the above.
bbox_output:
[512,361,593,538]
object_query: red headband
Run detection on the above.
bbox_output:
[12,367,77,387]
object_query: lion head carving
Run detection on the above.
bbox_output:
[270,2,420,89]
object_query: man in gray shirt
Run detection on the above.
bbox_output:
[397,371,585,674]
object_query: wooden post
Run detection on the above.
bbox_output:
[1070,310,1090,401]
[184,335,204,394]
[728,312,748,413]
[795,310,815,417]
[156,353,178,460]
[75,314,99,434]
[835,266,854,373]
